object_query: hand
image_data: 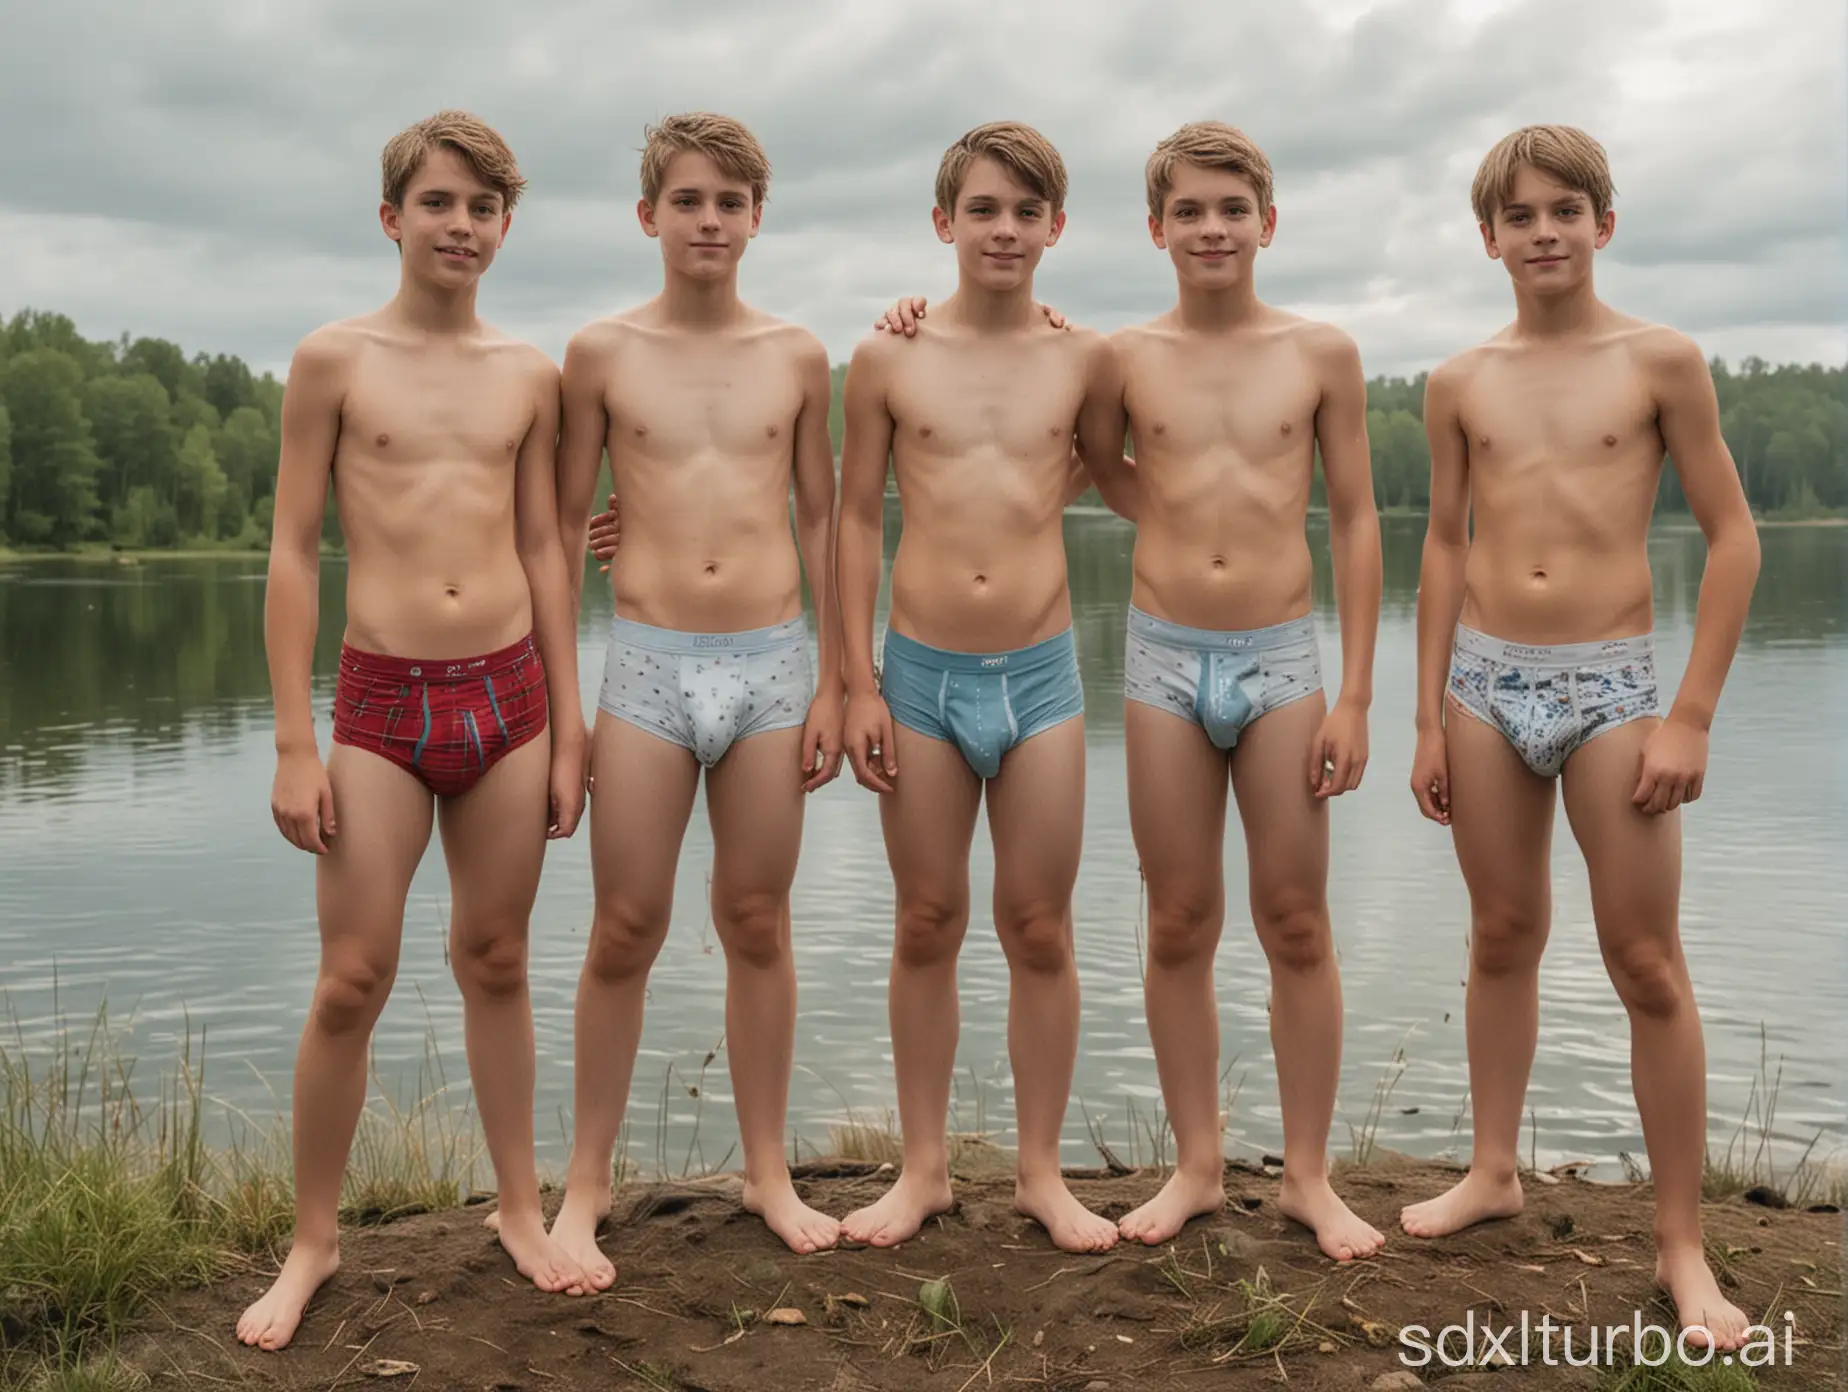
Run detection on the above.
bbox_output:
[548,732,588,838]
[873,298,1069,337]
[1310,698,1369,798]
[1409,725,1451,825]
[1632,716,1707,815]
[588,492,620,570]
[800,688,846,792]
[844,689,898,793]
[272,748,336,854]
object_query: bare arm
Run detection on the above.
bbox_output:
[263,332,343,758]
[837,339,894,694]
[1313,328,1382,712]
[554,328,611,615]
[792,336,843,693]
[518,358,583,727]
[1415,360,1472,733]
[1073,334,1138,520]
[1654,335,1760,732]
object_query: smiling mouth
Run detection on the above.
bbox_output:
[437,247,477,259]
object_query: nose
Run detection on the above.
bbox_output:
[698,201,722,230]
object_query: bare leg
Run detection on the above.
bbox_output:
[840,725,982,1247]
[987,718,1118,1254]
[1117,702,1232,1244]
[1401,702,1555,1238]
[237,746,432,1350]
[550,715,700,1288]
[703,726,838,1255]
[439,732,585,1295]
[1230,694,1382,1261]
[1561,720,1748,1351]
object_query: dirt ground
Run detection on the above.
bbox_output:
[122,1152,1842,1391]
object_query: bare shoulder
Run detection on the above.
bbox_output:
[291,318,367,375]
[759,317,830,375]
[1625,319,1708,379]
[848,325,907,373]
[1285,315,1362,374]
[565,312,640,364]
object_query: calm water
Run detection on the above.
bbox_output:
[2,511,1843,1182]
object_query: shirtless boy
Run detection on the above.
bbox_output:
[243,111,588,1351]
[1401,125,1761,1350]
[547,113,845,1287]
[834,122,1125,1256]
[882,121,1387,1262]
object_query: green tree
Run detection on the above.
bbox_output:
[201,352,257,420]
[0,402,12,536]
[82,372,176,518]
[0,349,102,545]
[215,405,279,511]
[174,422,228,541]
[121,336,203,401]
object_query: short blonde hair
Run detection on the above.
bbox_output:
[935,121,1068,215]
[640,112,772,206]
[1145,121,1275,220]
[1471,125,1615,225]
[381,111,526,210]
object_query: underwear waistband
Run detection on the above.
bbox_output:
[1454,624,1654,670]
[339,631,538,683]
[608,614,808,656]
[1127,607,1316,653]
[883,626,1075,674]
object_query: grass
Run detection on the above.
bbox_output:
[1701,1027,1847,1210]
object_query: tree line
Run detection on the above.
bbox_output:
[2,308,1842,552]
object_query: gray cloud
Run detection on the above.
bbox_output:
[2,0,1842,380]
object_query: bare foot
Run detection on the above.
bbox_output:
[1118,1169,1226,1246]
[744,1175,841,1255]
[491,1205,590,1295]
[1278,1173,1384,1262]
[1657,1245,1752,1352]
[545,1186,617,1291]
[1399,1168,1524,1238]
[236,1237,340,1351]
[840,1169,953,1247]
[1015,1173,1119,1254]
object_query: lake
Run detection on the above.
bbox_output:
[1,510,1843,1184]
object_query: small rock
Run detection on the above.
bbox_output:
[741,1259,782,1285]
[1317,1340,1335,1354]
[414,1289,437,1306]
[765,1307,807,1326]
[1083,1382,1110,1392]
[1369,1374,1422,1392]
[1743,1185,1789,1210]
[431,1222,452,1236]
[1261,1154,1285,1168]
[829,1292,869,1309]
[1032,1329,1044,1348]
[360,1361,419,1379]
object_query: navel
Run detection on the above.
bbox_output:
[1603,433,1618,447]
[1047,425,1062,438]
[766,424,779,438]
[920,425,933,438]
[1280,421,1292,435]
[505,438,517,452]
[376,432,390,447]
[634,425,648,438]
[1152,422,1166,435]
[1478,435,1491,449]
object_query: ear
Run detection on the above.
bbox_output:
[1148,212,1167,250]
[1258,204,1277,249]
[498,210,512,246]
[1478,220,1502,261]
[1594,208,1615,249]
[749,200,764,238]
[932,205,954,245]
[637,197,659,239]
[1044,208,1067,247]
[380,200,403,244]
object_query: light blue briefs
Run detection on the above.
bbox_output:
[879,627,1084,780]
[1123,607,1323,750]
[597,615,813,766]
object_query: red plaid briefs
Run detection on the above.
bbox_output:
[332,632,549,797]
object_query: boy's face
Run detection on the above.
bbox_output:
[381,147,510,283]
[1481,164,1614,292]
[1150,163,1274,289]
[640,151,762,278]
[933,156,1065,290]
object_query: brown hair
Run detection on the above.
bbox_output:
[935,121,1068,215]
[1145,121,1275,220]
[381,110,526,210]
[1471,124,1615,224]
[640,112,772,206]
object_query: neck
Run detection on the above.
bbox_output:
[1511,276,1603,338]
[944,275,1042,330]
[660,268,745,328]
[390,274,480,335]
[1174,274,1263,331]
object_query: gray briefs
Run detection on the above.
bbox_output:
[1123,607,1323,749]
[1446,624,1660,778]
[597,615,813,766]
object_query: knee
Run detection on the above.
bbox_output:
[894,896,967,969]
[716,891,787,969]
[1469,905,1547,977]
[312,956,395,1036]
[1254,900,1330,974]
[997,901,1072,975]
[453,925,529,1000]
[1146,893,1220,971]
[1605,937,1686,1019]
[585,902,670,982]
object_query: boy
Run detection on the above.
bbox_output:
[243,111,588,1352]
[834,121,1125,1255]
[547,112,845,1288]
[879,121,1387,1261]
[1401,125,1760,1351]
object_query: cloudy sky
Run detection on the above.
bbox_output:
[2,0,1843,381]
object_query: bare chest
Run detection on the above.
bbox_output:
[887,339,1087,464]
[1461,354,1660,484]
[605,341,803,461]
[342,353,532,469]
[1124,340,1319,463]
